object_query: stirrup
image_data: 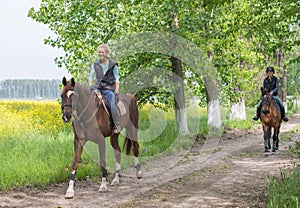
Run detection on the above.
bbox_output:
[113,125,121,134]
[283,117,289,122]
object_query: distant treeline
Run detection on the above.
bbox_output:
[0,79,61,99]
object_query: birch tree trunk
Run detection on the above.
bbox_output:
[230,97,246,120]
[171,56,190,135]
[204,76,222,127]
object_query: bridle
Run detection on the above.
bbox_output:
[61,103,73,112]
[61,87,109,123]
[262,93,272,114]
[61,89,76,113]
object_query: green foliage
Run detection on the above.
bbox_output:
[267,168,300,208]
[266,125,300,207]
[28,0,300,108]
[287,46,300,97]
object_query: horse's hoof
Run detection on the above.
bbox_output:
[136,170,143,179]
[111,175,120,186]
[98,186,108,192]
[65,190,74,199]
[111,180,119,186]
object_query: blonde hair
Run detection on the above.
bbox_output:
[97,43,110,55]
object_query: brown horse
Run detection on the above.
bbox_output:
[61,77,142,199]
[260,87,282,153]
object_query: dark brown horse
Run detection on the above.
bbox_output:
[61,77,142,199]
[260,87,282,153]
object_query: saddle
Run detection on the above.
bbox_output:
[272,98,281,112]
[94,91,126,117]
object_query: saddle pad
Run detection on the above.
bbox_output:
[94,91,126,117]
[117,101,126,116]
[272,98,281,111]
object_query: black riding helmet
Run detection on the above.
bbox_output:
[266,66,275,74]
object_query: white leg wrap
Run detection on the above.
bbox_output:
[134,157,139,167]
[65,180,75,199]
[98,177,108,192]
[111,172,120,186]
[134,157,143,179]
[116,162,121,171]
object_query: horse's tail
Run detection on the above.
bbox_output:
[123,94,138,156]
[123,132,132,156]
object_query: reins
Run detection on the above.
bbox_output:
[73,88,110,124]
[73,90,95,121]
[94,91,110,117]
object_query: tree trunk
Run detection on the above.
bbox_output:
[275,46,287,112]
[171,56,189,135]
[282,66,287,112]
[204,76,222,127]
[230,97,246,120]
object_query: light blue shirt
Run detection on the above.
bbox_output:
[89,61,120,83]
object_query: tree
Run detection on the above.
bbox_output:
[28,0,224,132]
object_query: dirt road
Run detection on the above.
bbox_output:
[1,114,299,208]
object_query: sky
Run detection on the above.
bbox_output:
[0,1,70,80]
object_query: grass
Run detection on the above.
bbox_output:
[0,101,208,191]
[0,132,72,190]
[267,168,300,208]
[266,122,300,207]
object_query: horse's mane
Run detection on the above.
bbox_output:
[261,87,270,97]
[74,82,92,97]
[72,82,96,114]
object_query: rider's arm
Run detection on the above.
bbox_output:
[271,77,279,95]
[88,63,95,86]
[113,65,120,94]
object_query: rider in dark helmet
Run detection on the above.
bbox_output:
[253,66,289,122]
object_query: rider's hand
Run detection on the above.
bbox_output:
[269,91,273,95]
[89,85,97,91]
[115,93,119,104]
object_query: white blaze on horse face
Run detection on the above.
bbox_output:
[67,90,74,98]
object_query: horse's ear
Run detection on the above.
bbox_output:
[70,77,75,86]
[62,77,67,86]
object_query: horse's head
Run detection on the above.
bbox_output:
[61,77,75,123]
[261,87,272,114]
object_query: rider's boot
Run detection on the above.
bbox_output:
[112,110,121,134]
[280,106,289,122]
[252,106,261,121]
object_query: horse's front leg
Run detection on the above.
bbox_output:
[267,127,272,150]
[262,125,270,152]
[276,126,280,150]
[110,134,121,186]
[65,134,85,199]
[272,126,280,152]
[97,137,108,192]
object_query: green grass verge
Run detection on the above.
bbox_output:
[267,168,300,208]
